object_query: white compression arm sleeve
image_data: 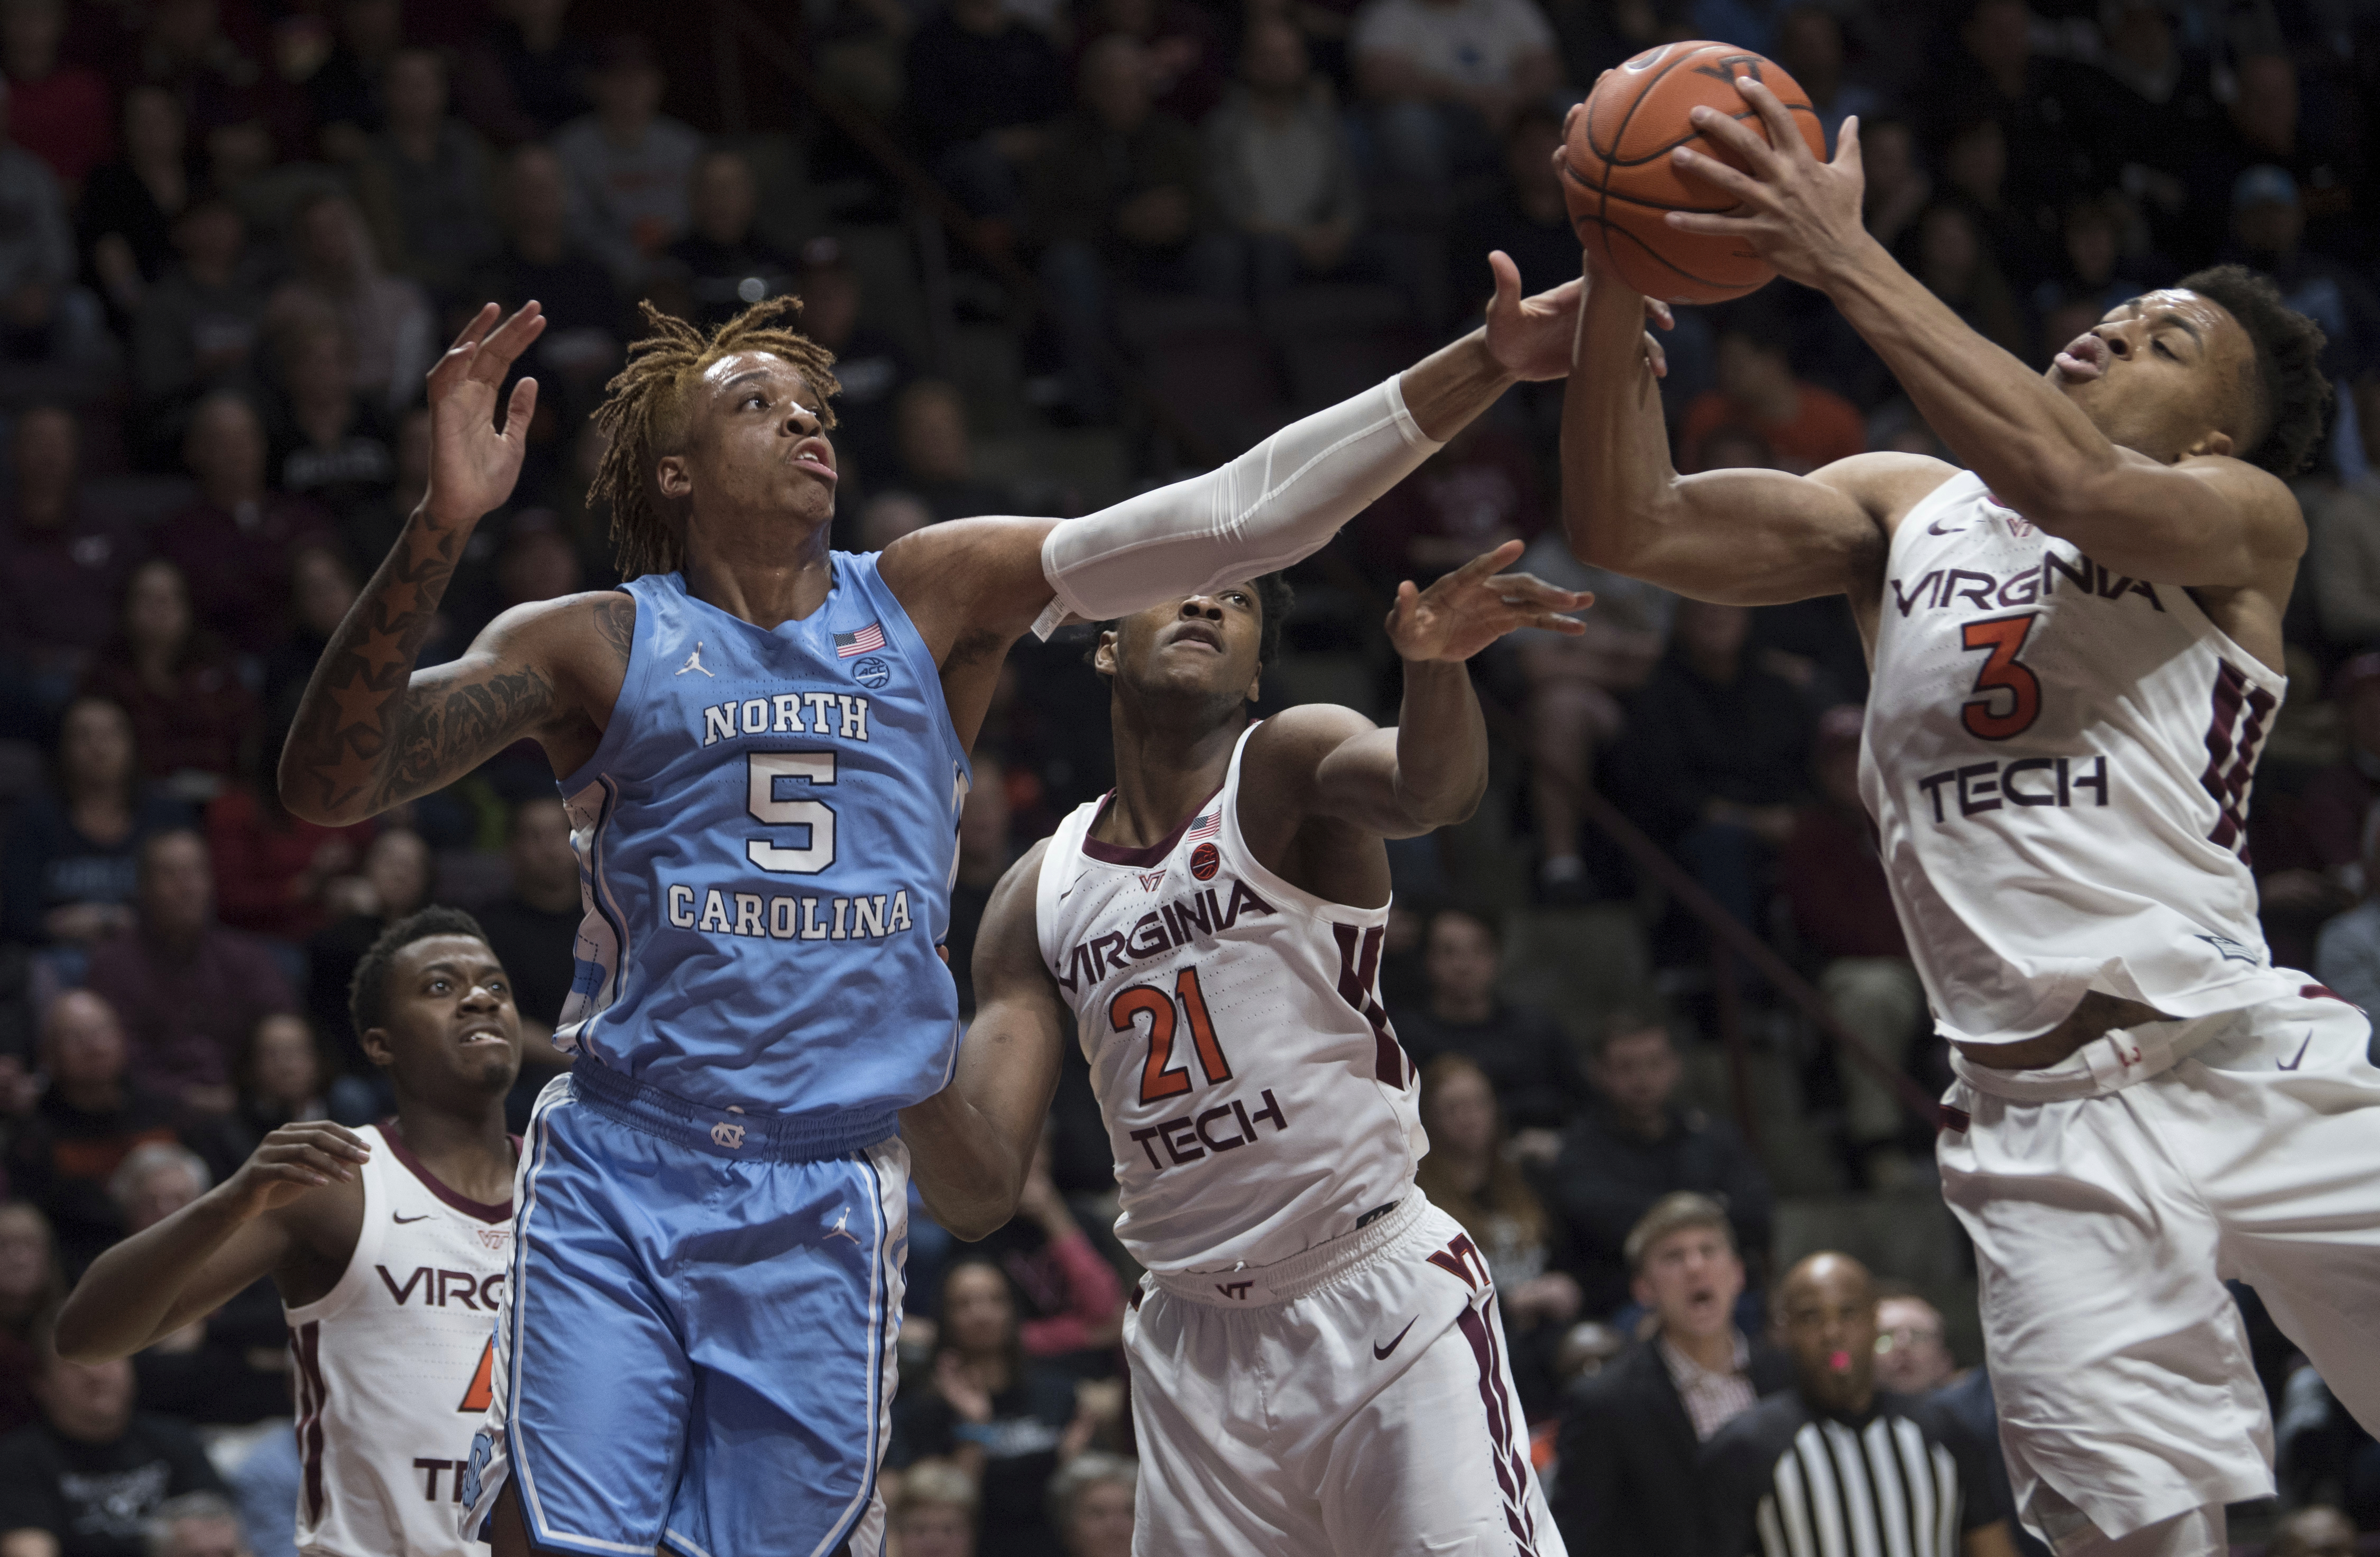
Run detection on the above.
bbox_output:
[1032,374,1444,639]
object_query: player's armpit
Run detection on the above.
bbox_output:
[898,841,1070,1241]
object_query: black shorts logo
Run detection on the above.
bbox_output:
[1189,842,1219,881]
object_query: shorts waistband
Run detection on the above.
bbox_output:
[1148,1192,1427,1307]
[1949,1006,2249,1103]
[568,1058,896,1162]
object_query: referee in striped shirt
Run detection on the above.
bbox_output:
[1700,1252,2020,1557]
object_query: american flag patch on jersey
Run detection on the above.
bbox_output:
[1184,809,1222,842]
[834,622,886,658]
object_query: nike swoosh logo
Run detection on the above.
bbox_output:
[1373,1316,1417,1360]
[394,1213,431,1224]
[2278,1027,2313,1071]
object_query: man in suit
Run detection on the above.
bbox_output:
[1553,1192,1791,1556]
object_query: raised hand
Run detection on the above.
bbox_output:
[220,1121,373,1217]
[1665,76,1869,291]
[425,301,548,527]
[1481,251,1584,383]
[1386,539,1592,663]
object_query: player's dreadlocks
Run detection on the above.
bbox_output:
[589,297,842,580]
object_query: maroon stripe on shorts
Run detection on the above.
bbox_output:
[1455,1305,1539,1556]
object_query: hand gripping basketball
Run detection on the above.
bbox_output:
[1664,77,1870,294]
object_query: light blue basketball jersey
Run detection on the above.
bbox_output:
[552,554,969,1135]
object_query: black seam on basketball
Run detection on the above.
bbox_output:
[1573,211,1752,294]
[1589,43,1700,217]
[1597,103,1820,169]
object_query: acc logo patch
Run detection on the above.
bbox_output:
[1189,842,1220,881]
[851,656,893,689]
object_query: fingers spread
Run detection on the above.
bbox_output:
[1737,76,1803,155]
[1689,104,1776,172]
[446,302,500,353]
[1665,210,1753,238]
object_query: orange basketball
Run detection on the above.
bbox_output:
[1562,41,1826,305]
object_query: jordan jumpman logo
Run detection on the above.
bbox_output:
[824,1205,861,1245]
[675,642,714,677]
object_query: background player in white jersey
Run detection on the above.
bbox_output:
[51,908,522,1557]
[903,542,1589,1555]
[1561,75,2378,1557]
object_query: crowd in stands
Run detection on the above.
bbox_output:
[4,0,2380,1551]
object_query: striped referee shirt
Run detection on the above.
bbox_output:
[1698,1389,2003,1557]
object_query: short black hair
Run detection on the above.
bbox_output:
[2175,264,2333,477]
[348,906,491,1046]
[1086,573,1298,675]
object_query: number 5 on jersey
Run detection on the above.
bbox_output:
[1112,968,1232,1106]
[1960,613,2042,740]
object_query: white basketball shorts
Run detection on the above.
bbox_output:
[1122,1196,1563,1557]
[1937,982,2380,1545]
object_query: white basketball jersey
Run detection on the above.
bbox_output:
[282,1125,512,1557]
[1861,471,2303,1050]
[1035,724,1424,1277]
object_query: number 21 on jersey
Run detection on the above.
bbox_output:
[1110,968,1233,1106]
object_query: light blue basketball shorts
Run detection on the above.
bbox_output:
[461,1062,908,1557]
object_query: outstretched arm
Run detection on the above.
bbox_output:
[1668,79,2303,588]
[53,1123,370,1361]
[279,303,622,825]
[898,843,1069,1240]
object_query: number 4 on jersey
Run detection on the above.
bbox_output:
[1960,612,2043,740]
[1112,968,1232,1106]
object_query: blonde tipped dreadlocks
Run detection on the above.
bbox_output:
[590,297,842,579]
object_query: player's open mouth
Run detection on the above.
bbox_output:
[791,438,838,480]
[2053,332,2108,383]
[1169,624,1224,652]
[456,1026,508,1046]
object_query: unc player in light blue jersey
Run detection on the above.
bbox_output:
[277,270,1614,1557]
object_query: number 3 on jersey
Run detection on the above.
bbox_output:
[1960,613,2042,740]
[1112,968,1232,1105]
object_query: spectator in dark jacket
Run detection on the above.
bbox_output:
[1545,1008,1773,1318]
[1,697,189,948]
[77,559,255,802]
[1390,907,1587,1146]
[907,0,1070,218]
[0,407,144,702]
[0,1332,225,1557]
[2,992,180,1274]
[2299,652,2380,885]
[1555,1192,1792,1556]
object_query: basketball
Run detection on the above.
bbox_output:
[1563,40,1827,304]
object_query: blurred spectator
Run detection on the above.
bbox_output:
[130,196,265,444]
[2225,165,2380,475]
[126,1,265,150]
[351,48,501,298]
[3,991,179,1272]
[108,1141,287,1426]
[906,0,1070,220]
[1048,1452,1134,1557]
[2034,192,2148,323]
[1079,0,1225,122]
[263,192,435,413]
[1451,106,1575,306]
[84,828,300,1107]
[1391,907,1586,1141]
[1359,420,1543,584]
[796,238,909,491]
[78,558,257,799]
[970,1136,1124,1374]
[1552,1192,1789,1557]
[259,543,356,718]
[0,407,144,701]
[330,403,427,575]
[550,35,701,288]
[1908,199,2029,363]
[473,796,581,1044]
[143,1495,251,1557]
[303,827,430,1066]
[0,1334,225,1557]
[467,144,625,422]
[1925,0,2085,234]
[105,1140,206,1238]
[1605,599,1813,955]
[893,1261,1089,1557]
[1680,302,1865,476]
[1772,4,1878,155]
[2314,809,2380,1017]
[76,87,188,328]
[455,0,595,147]
[2299,654,2380,882]
[1203,19,1365,301]
[305,0,403,164]
[1413,1053,1580,1415]
[3,0,111,191]
[1936,115,2053,296]
[943,754,1014,1018]
[889,1460,978,1557]
[859,491,934,553]
[1700,1252,2012,1557]
[660,149,796,330]
[264,321,397,515]
[1873,1288,1956,1395]
[1,697,191,948]
[1780,706,1923,1187]
[2270,1506,2356,1557]
[1859,115,1931,255]
[2308,480,2380,653]
[894,381,1006,524]
[204,731,376,945]
[159,393,333,657]
[1030,36,1239,422]
[1350,0,1557,192]
[2194,50,2361,271]
[0,1202,63,1435]
[1545,1008,1773,1318]
[0,82,101,373]
[230,1011,371,1144]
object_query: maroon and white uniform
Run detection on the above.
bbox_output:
[283,1125,512,1557]
[1868,472,2380,1546]
[1036,725,1561,1556]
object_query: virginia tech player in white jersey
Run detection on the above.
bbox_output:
[52,910,525,1557]
[904,547,1589,1556]
[1564,72,2380,1557]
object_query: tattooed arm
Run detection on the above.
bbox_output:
[280,302,633,825]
